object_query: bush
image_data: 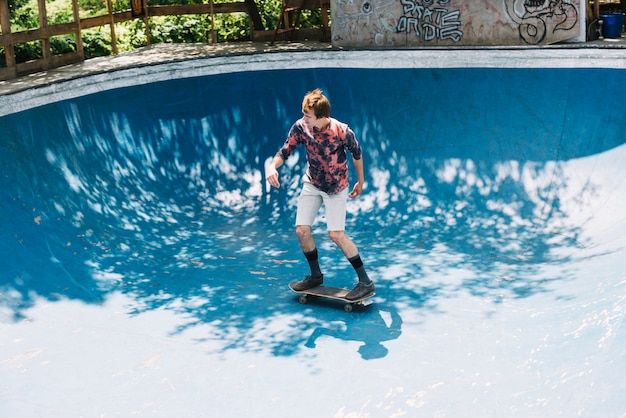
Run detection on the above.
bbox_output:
[5,0,317,62]
[82,28,112,59]
[51,36,77,55]
[149,15,212,44]
[14,41,42,63]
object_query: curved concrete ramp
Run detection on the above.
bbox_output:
[1,49,625,416]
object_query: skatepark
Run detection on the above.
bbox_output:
[1,46,625,416]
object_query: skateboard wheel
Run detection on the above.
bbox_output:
[298,295,308,304]
[344,303,353,313]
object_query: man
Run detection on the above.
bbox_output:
[266,89,374,300]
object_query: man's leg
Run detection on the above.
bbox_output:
[291,183,324,290]
[328,230,357,258]
[296,224,316,253]
[329,230,372,287]
[324,191,374,299]
[297,225,322,279]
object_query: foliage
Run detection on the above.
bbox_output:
[255,0,282,29]
[213,12,250,42]
[8,0,38,30]
[14,41,42,63]
[3,0,323,63]
[116,20,149,51]
[82,28,113,59]
[46,0,74,23]
[149,15,212,44]
[51,36,77,54]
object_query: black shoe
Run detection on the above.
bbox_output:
[345,281,375,300]
[290,275,323,291]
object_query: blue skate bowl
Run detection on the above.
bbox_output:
[1,50,625,415]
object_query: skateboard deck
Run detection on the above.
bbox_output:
[288,281,375,312]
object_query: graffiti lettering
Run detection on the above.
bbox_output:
[397,0,463,42]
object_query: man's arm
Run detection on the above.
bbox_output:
[349,156,365,198]
[266,156,284,188]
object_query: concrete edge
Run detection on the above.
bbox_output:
[1,47,626,117]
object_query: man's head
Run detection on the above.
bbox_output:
[302,88,331,119]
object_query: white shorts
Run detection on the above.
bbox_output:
[296,179,348,231]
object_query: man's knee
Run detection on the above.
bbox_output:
[296,225,312,240]
[328,230,345,244]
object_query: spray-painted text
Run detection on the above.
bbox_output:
[396,0,463,42]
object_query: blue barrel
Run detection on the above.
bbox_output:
[600,13,625,38]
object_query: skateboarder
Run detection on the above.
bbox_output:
[266,88,374,300]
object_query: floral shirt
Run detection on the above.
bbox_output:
[276,117,362,195]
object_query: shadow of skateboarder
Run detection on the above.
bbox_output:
[305,307,403,360]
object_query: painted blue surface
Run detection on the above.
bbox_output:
[1,65,626,416]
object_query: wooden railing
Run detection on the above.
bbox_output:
[0,0,298,81]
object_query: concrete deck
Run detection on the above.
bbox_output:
[1,36,626,97]
[0,42,333,97]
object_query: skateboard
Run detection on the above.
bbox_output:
[587,18,602,41]
[288,281,375,312]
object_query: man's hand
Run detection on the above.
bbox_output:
[266,156,284,189]
[266,166,280,188]
[350,157,365,198]
[349,182,363,198]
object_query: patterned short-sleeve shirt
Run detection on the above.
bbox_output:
[276,117,362,195]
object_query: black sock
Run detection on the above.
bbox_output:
[348,254,371,285]
[304,248,322,278]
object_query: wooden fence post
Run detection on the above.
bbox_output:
[72,0,84,58]
[107,0,118,54]
[0,0,16,78]
[37,0,51,70]
[143,0,151,46]
[210,0,216,43]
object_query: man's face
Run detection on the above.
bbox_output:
[302,108,324,129]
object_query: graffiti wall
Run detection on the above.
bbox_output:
[331,0,581,47]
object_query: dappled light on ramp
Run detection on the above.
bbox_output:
[1,51,625,416]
